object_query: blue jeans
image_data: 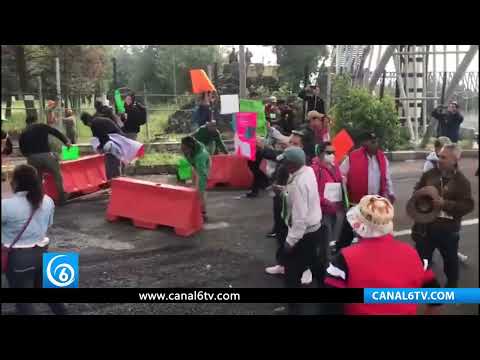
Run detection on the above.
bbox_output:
[6,246,67,315]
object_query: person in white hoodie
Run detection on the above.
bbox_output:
[423,136,468,264]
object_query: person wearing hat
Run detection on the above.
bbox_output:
[431,101,464,143]
[323,195,442,315]
[407,143,474,288]
[263,135,316,286]
[423,136,452,173]
[192,120,228,156]
[336,131,394,252]
[298,85,325,121]
[276,147,324,313]
[18,115,72,206]
[300,110,330,165]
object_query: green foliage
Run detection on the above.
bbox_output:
[116,45,223,95]
[271,45,329,89]
[136,152,182,166]
[330,75,401,151]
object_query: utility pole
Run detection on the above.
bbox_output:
[112,57,118,89]
[172,47,177,105]
[55,57,64,132]
[239,45,247,98]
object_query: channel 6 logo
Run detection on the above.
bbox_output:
[43,253,79,288]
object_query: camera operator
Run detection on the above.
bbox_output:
[431,101,464,143]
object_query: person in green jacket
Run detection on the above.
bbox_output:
[181,136,211,221]
[192,120,228,155]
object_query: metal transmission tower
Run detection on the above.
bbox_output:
[334,45,369,76]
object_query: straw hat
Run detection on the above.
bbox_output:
[346,195,394,238]
[406,186,442,224]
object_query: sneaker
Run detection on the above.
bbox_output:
[458,252,468,263]
[265,265,285,275]
[301,269,313,285]
[266,232,277,238]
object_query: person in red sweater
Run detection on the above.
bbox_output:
[336,131,395,253]
[323,195,442,315]
[311,141,345,250]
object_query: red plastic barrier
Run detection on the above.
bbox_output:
[43,154,107,203]
[106,177,203,237]
[207,154,253,189]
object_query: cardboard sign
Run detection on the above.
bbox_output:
[332,129,354,164]
[190,69,216,94]
[234,112,257,161]
[239,99,267,138]
[324,183,342,202]
[220,94,240,114]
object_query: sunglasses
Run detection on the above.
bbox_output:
[325,150,335,155]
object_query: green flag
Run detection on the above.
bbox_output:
[239,99,267,138]
[115,89,125,113]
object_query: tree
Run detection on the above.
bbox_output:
[270,45,329,90]
[330,74,401,151]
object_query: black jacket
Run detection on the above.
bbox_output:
[298,89,325,114]
[300,125,317,165]
[90,117,124,149]
[19,124,69,156]
[431,108,464,143]
[122,102,147,133]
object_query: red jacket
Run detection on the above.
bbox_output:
[311,158,343,215]
[325,234,437,315]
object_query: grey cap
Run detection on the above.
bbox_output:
[276,146,306,166]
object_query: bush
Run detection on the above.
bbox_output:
[329,75,401,151]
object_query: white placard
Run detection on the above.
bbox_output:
[24,95,34,101]
[220,94,239,114]
[324,183,342,202]
[238,140,251,158]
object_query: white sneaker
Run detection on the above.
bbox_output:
[301,269,313,285]
[458,252,468,263]
[266,265,285,275]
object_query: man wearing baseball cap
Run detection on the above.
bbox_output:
[323,195,442,315]
[276,147,324,314]
[336,131,395,252]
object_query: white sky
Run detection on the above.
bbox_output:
[226,45,478,72]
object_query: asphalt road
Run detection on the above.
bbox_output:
[1,159,478,315]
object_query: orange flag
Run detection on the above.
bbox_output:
[190,69,216,94]
[332,129,354,164]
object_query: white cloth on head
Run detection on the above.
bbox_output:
[423,152,438,173]
[91,133,143,165]
[285,166,322,247]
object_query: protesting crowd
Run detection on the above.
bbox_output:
[1,75,476,315]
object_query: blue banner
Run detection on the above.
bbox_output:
[364,288,480,304]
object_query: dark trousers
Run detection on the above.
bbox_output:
[27,153,66,203]
[282,227,326,289]
[335,217,355,253]
[6,246,67,315]
[272,194,289,265]
[105,153,122,180]
[247,150,269,193]
[415,227,460,288]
